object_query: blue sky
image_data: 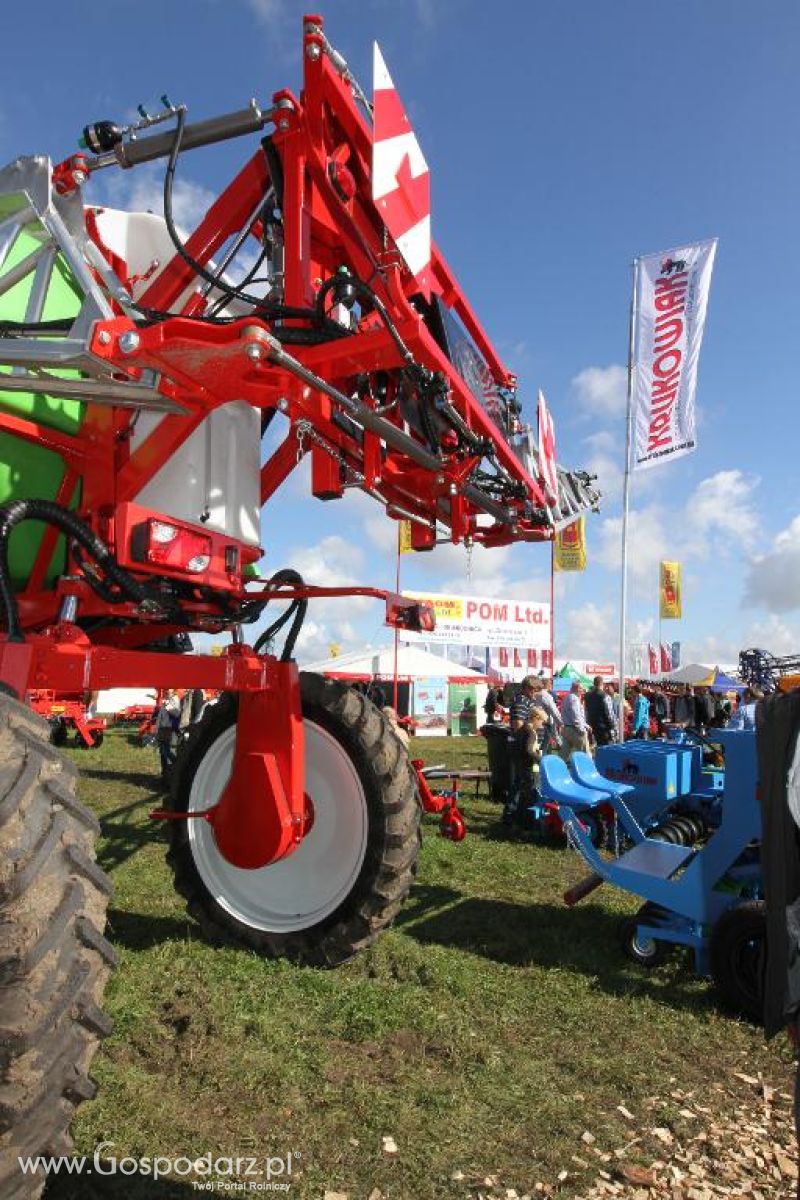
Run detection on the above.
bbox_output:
[5,1,798,667]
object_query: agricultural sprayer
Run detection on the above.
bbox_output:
[0,14,600,1190]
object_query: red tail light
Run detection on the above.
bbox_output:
[134,519,212,574]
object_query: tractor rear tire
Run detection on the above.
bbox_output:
[167,674,421,967]
[709,900,766,1022]
[0,694,116,1200]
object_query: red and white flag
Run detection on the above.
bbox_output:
[537,389,558,504]
[513,648,523,669]
[372,43,431,299]
[527,648,538,669]
[498,647,509,668]
[632,239,717,470]
[660,642,673,673]
[647,643,659,675]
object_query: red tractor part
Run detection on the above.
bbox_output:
[439,803,466,842]
[152,663,308,870]
[412,759,468,841]
[27,689,107,747]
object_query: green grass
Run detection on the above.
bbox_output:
[47,729,793,1200]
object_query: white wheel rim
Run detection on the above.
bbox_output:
[187,718,369,933]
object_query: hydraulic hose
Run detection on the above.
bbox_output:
[0,500,150,642]
[252,569,307,661]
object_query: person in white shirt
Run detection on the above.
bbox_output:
[560,682,591,761]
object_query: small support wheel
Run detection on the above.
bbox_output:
[620,902,670,968]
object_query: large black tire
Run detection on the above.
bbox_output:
[710,900,766,1022]
[0,695,116,1199]
[167,674,421,967]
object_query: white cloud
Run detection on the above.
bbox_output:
[560,601,616,660]
[571,364,627,421]
[246,0,285,21]
[288,533,365,587]
[89,162,215,231]
[686,615,800,666]
[691,470,760,549]
[594,505,670,584]
[581,430,623,504]
[591,470,761,593]
[742,614,800,655]
[743,514,800,613]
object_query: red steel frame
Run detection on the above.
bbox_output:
[0,14,556,870]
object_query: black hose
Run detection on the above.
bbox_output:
[314,272,418,368]
[163,108,318,320]
[251,569,307,661]
[0,500,150,642]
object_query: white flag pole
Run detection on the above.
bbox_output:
[617,259,639,743]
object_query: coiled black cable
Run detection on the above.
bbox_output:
[251,569,307,661]
[0,500,151,642]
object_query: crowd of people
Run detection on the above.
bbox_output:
[482,674,762,826]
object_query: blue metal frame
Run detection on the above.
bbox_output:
[542,730,761,975]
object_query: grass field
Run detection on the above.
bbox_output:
[46,728,795,1200]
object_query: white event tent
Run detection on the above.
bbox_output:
[304,643,487,683]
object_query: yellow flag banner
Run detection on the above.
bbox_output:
[660,560,682,619]
[398,519,414,554]
[554,518,587,571]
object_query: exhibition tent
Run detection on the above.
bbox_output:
[304,644,487,683]
[666,662,716,686]
[709,668,746,693]
[553,662,593,691]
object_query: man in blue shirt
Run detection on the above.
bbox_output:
[631,686,650,739]
[728,686,762,730]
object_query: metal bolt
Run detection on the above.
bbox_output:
[449,483,458,495]
[436,475,445,485]
[306,43,321,60]
[118,330,141,355]
[278,397,289,412]
[244,343,264,361]
[97,330,111,346]
[58,595,78,623]
[278,118,289,131]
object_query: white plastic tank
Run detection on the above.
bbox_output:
[92,207,261,547]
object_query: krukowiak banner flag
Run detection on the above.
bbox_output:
[632,239,717,470]
[659,560,682,619]
[554,517,587,571]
